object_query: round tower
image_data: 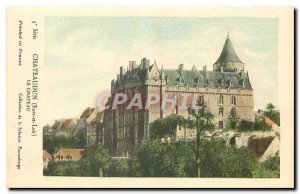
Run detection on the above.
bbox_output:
[213,33,244,73]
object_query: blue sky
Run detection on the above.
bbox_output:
[45,17,278,121]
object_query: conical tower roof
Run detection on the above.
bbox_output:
[215,33,243,64]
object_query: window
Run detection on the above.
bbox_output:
[199,95,204,103]
[219,95,223,104]
[219,121,223,129]
[231,96,236,105]
[231,107,236,118]
[220,78,225,86]
[56,155,63,160]
[219,107,224,116]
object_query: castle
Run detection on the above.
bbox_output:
[103,34,254,157]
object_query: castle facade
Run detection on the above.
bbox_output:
[103,34,254,157]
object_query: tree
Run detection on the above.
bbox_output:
[238,120,254,132]
[138,140,194,177]
[200,138,256,177]
[253,117,272,131]
[264,103,280,126]
[80,145,111,177]
[226,116,239,131]
[44,161,82,176]
[188,103,215,177]
[43,129,86,154]
[150,114,186,140]
[108,159,129,177]
[252,154,280,178]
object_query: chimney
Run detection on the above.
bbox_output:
[128,61,132,71]
[178,64,184,74]
[142,57,149,69]
[132,61,137,69]
[111,80,115,91]
[117,74,120,80]
[203,65,207,73]
[239,70,245,77]
[120,66,124,78]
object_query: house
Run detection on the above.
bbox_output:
[43,150,52,169]
[53,149,84,161]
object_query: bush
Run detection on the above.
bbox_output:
[200,138,256,178]
[44,161,83,176]
[252,155,280,178]
[137,139,257,178]
[108,159,130,177]
[238,120,254,132]
[80,145,111,177]
[253,118,272,131]
[43,129,86,154]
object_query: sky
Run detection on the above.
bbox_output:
[44,17,278,122]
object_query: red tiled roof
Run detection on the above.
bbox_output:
[263,116,278,127]
[43,150,52,160]
[54,149,84,160]
[91,111,104,124]
[80,107,97,119]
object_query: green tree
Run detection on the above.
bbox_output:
[44,161,82,176]
[253,117,272,131]
[43,129,86,154]
[264,103,280,126]
[138,140,193,177]
[188,104,215,177]
[252,155,280,178]
[200,138,256,178]
[80,145,111,177]
[108,159,130,177]
[150,114,186,140]
[226,116,239,131]
[238,120,254,132]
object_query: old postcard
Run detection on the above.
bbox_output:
[6,7,294,188]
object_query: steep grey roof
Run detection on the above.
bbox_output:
[163,69,252,89]
[215,34,243,64]
[114,64,252,90]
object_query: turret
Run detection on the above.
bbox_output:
[213,32,244,73]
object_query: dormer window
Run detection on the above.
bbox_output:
[242,79,245,87]
[165,76,169,83]
[197,77,201,85]
[220,78,225,86]
[229,78,233,86]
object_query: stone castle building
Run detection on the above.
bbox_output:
[103,34,254,157]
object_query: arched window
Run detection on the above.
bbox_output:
[231,96,236,105]
[199,95,204,104]
[219,107,224,116]
[242,80,246,87]
[231,107,236,118]
[219,95,223,104]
